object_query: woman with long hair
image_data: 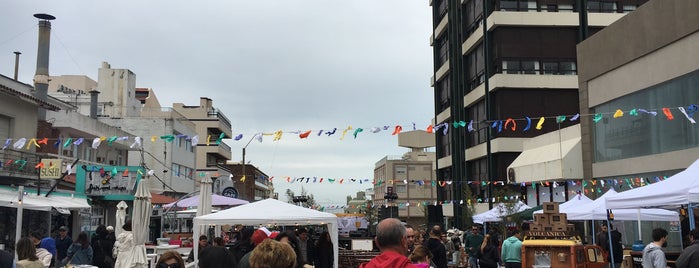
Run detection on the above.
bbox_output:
[66,232,93,265]
[314,231,333,268]
[477,232,500,268]
[16,237,43,268]
[155,250,185,268]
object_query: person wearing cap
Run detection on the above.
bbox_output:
[55,226,73,261]
[237,228,271,268]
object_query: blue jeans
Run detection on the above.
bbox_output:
[468,256,479,268]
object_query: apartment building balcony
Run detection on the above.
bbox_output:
[200,141,232,162]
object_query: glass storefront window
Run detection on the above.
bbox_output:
[592,69,699,162]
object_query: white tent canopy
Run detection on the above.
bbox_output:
[533,193,593,215]
[0,188,90,211]
[472,201,531,224]
[566,189,679,221]
[193,198,339,268]
[606,158,699,209]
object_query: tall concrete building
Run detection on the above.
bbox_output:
[577,0,699,182]
[430,0,648,226]
[373,130,436,227]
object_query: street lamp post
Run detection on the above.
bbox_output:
[241,135,256,184]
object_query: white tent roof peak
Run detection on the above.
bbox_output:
[194,198,337,224]
[606,158,699,209]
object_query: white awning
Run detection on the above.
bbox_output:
[507,126,583,182]
[0,188,90,211]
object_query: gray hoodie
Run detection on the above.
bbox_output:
[642,242,666,268]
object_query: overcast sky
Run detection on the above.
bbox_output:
[0,1,434,207]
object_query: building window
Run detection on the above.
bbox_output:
[437,76,451,111]
[436,0,448,19]
[437,35,449,67]
[396,185,407,193]
[592,69,699,162]
[588,1,617,13]
[500,59,576,75]
[437,130,451,158]
[468,100,488,146]
[499,0,536,11]
[466,44,486,91]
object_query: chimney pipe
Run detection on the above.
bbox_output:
[89,90,100,119]
[13,52,21,81]
[33,13,55,121]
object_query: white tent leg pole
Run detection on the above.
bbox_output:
[606,220,615,266]
[637,208,642,241]
[193,223,199,263]
[592,222,596,244]
[690,204,696,231]
[14,186,24,263]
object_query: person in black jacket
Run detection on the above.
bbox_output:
[477,231,500,268]
[91,225,115,268]
[675,228,699,268]
[423,225,447,268]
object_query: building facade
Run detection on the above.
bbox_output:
[430,0,648,226]
[373,131,436,227]
[224,163,273,202]
[577,0,699,182]
[172,97,233,187]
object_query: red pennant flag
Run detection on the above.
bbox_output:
[299,130,312,139]
[123,169,129,176]
[662,108,674,120]
[37,138,48,145]
[319,178,323,183]
[35,162,44,169]
[426,125,434,133]
[392,125,403,135]
[339,179,344,184]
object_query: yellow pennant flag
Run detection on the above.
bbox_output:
[240,175,246,182]
[206,135,211,146]
[151,136,157,142]
[536,117,545,130]
[613,109,624,118]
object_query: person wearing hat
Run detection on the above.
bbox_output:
[55,226,73,261]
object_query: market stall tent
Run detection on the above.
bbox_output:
[565,189,679,221]
[533,193,593,215]
[192,198,339,268]
[605,158,699,209]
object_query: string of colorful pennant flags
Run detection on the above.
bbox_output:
[1,104,696,152]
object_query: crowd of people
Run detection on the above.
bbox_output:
[4,223,118,268]
[359,219,523,268]
[190,227,334,268]
[1,222,333,268]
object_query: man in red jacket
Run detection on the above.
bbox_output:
[360,218,416,268]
